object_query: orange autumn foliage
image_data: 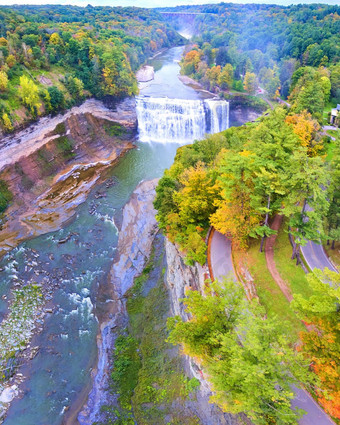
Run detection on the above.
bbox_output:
[285,112,322,157]
[299,318,340,419]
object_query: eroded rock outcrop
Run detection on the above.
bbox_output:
[136,65,155,83]
[165,239,238,425]
[0,98,137,257]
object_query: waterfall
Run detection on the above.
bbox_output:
[136,96,229,143]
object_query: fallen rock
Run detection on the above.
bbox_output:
[0,385,18,404]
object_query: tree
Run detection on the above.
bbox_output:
[0,71,8,91]
[2,113,13,131]
[263,68,280,99]
[18,75,41,116]
[248,108,300,251]
[65,76,84,99]
[320,76,331,103]
[211,149,261,249]
[285,112,321,157]
[168,279,312,425]
[243,72,257,95]
[284,153,329,263]
[325,139,340,248]
[218,63,233,90]
[47,86,65,112]
[49,32,63,46]
[204,65,221,91]
[6,54,15,68]
[292,269,340,419]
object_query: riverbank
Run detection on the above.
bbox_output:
[0,96,138,422]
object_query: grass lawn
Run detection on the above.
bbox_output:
[323,101,336,125]
[273,220,313,299]
[233,239,304,340]
[327,129,339,138]
[325,139,336,161]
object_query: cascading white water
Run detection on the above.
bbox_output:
[136,96,229,143]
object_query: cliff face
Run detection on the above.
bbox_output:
[0,98,137,257]
[78,179,159,425]
[165,239,238,425]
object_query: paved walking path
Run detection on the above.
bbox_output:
[301,240,338,273]
[208,229,236,282]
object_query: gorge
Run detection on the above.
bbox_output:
[0,46,235,425]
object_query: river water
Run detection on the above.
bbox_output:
[0,46,229,424]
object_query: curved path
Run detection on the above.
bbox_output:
[301,241,338,273]
[208,229,236,282]
[208,228,336,425]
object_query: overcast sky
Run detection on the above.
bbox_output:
[0,0,338,7]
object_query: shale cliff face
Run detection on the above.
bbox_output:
[78,178,159,425]
[165,239,238,425]
[0,98,137,256]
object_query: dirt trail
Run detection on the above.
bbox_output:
[265,214,293,302]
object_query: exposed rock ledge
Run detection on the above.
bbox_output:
[0,98,136,257]
[136,65,154,83]
[77,178,159,425]
[0,98,136,172]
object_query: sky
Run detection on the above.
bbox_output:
[0,0,338,6]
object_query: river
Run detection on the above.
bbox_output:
[0,46,230,424]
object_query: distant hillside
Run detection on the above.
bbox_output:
[0,5,183,132]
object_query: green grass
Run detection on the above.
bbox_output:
[327,129,339,137]
[105,241,201,425]
[273,220,313,299]
[324,241,340,269]
[234,239,304,339]
[325,139,336,161]
[0,179,13,213]
[104,122,126,137]
[323,101,335,124]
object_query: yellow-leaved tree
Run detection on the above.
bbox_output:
[243,72,257,95]
[2,113,13,131]
[18,76,41,116]
[0,71,8,91]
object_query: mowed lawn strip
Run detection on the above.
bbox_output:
[273,220,313,299]
[233,239,304,339]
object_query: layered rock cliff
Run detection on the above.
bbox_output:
[0,98,137,257]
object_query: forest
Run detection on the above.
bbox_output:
[154,3,340,423]
[154,88,340,425]
[0,2,339,424]
[160,3,339,122]
[0,5,183,131]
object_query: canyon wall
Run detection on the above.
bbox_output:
[0,98,137,257]
[165,239,239,425]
